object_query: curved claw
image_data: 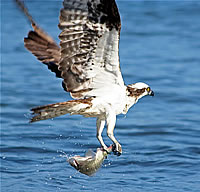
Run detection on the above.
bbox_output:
[112,143,122,156]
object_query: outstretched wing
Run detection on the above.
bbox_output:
[59,0,124,99]
[24,25,61,77]
[15,0,61,77]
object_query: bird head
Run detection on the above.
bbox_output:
[127,82,154,101]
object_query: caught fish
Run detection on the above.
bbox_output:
[68,145,113,176]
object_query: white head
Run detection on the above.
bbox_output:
[130,82,149,89]
[123,82,154,114]
[127,82,154,100]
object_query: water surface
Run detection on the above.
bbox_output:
[1,0,200,191]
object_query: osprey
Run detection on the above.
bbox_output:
[16,0,154,156]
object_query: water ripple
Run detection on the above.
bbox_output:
[1,1,200,192]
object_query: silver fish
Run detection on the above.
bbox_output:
[68,145,113,176]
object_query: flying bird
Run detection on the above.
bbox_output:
[16,0,154,156]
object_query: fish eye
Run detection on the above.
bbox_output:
[146,87,150,92]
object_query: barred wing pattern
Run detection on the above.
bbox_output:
[58,0,124,99]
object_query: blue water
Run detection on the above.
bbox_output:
[1,0,200,191]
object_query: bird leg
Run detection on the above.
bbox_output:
[106,112,122,156]
[96,118,108,152]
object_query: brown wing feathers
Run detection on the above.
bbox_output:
[16,0,122,98]
[24,30,62,78]
[58,0,121,97]
[15,0,61,78]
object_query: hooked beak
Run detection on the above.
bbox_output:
[149,90,154,96]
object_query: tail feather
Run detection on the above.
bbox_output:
[30,99,92,123]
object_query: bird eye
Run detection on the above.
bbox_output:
[146,87,150,92]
